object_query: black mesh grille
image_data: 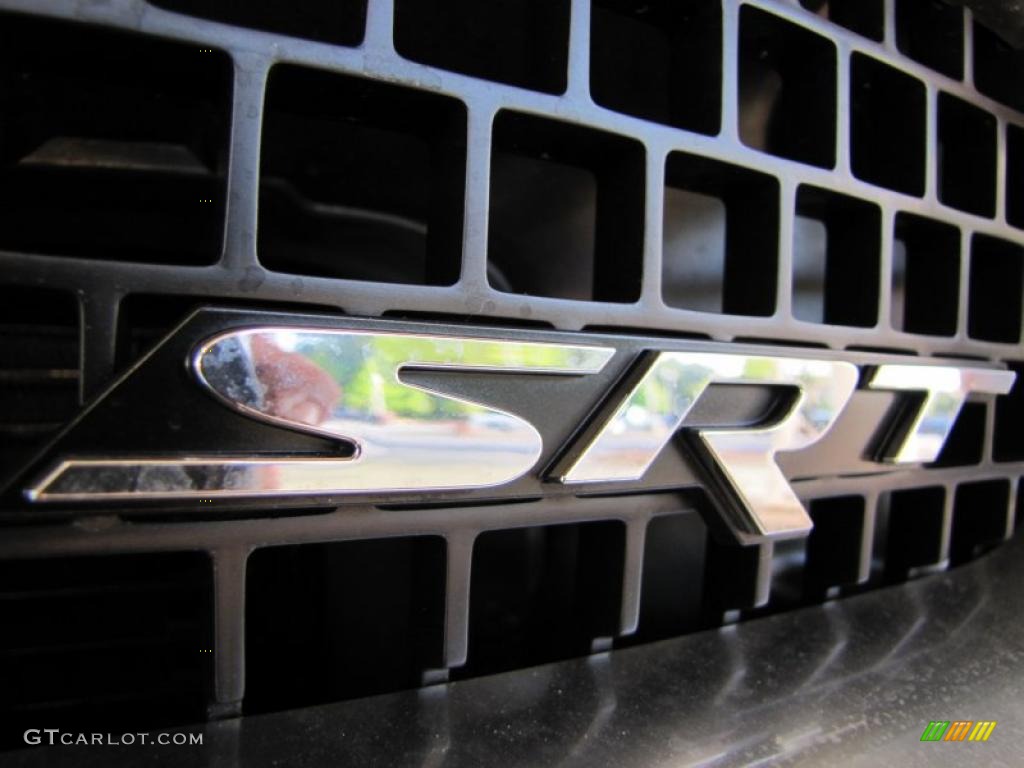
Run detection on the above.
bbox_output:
[0,286,79,488]
[0,0,1021,732]
[0,552,211,748]
[0,14,232,265]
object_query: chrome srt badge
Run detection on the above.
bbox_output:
[189,330,612,492]
[559,353,859,539]
[20,310,1016,544]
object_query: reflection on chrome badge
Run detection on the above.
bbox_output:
[560,353,859,539]
[194,329,615,491]
[28,330,614,499]
[25,325,1016,544]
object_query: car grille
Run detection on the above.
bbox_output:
[0,0,1022,742]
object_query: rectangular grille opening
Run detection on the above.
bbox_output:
[393,0,570,94]
[766,537,808,609]
[968,234,1024,343]
[930,401,986,467]
[662,152,779,316]
[803,495,866,598]
[0,286,79,487]
[702,511,772,613]
[1007,124,1024,230]
[951,479,1010,564]
[739,6,837,169]
[258,65,466,286]
[793,185,881,327]
[850,53,926,196]
[799,0,884,42]
[0,13,231,265]
[938,92,997,218]
[995,361,1024,461]
[891,213,960,336]
[487,111,644,303]
[973,21,1024,113]
[882,486,946,578]
[149,0,367,46]
[762,498,866,610]
[0,553,211,750]
[458,521,625,678]
[663,188,725,313]
[629,511,708,643]
[245,537,446,714]
[590,0,721,136]
[895,0,964,80]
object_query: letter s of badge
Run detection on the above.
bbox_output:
[558,353,859,541]
[26,330,614,500]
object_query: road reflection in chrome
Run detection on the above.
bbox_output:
[868,364,1015,463]
[559,353,859,540]
[27,330,614,500]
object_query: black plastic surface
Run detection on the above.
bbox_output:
[7,529,1024,767]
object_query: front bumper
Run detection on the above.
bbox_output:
[10,532,1023,767]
